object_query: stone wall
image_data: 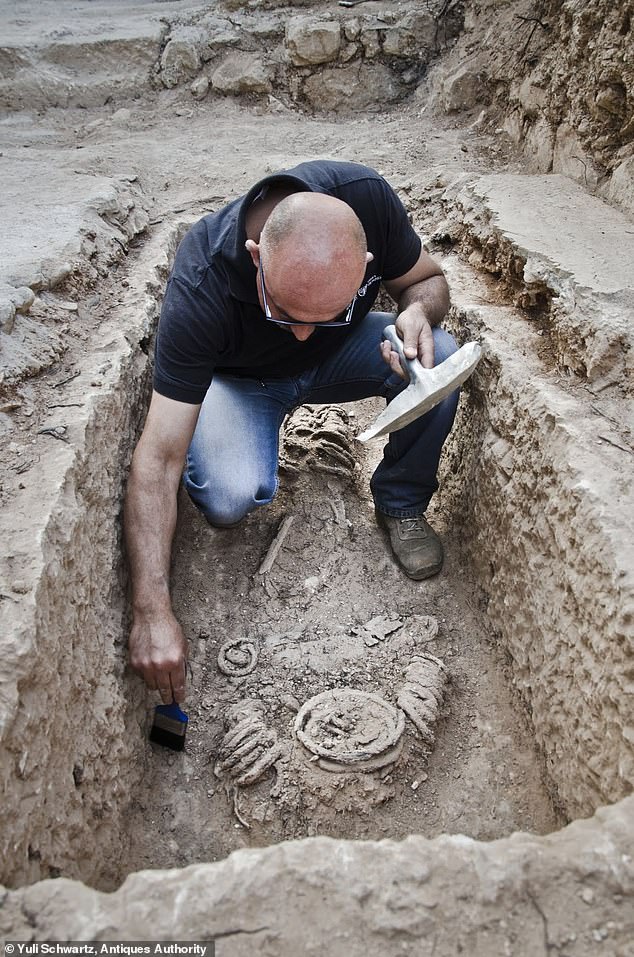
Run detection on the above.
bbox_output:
[0,2,464,113]
[414,162,634,818]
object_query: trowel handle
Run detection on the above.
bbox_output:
[382,325,423,382]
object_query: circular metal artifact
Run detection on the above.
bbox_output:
[294,688,405,771]
[217,637,259,677]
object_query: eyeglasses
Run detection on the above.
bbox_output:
[259,260,356,328]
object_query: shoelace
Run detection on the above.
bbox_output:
[401,517,427,534]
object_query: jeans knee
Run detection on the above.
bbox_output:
[183,470,276,526]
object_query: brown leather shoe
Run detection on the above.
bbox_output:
[375,510,443,580]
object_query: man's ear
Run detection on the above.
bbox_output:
[245,239,260,269]
[366,251,374,264]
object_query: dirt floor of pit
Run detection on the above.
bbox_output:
[2,71,566,880]
[124,418,563,875]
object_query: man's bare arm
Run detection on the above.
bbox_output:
[124,391,200,702]
[383,247,450,371]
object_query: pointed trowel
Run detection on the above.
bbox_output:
[357,325,482,442]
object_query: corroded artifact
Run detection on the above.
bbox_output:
[397,653,449,746]
[217,637,259,677]
[294,688,405,771]
[214,700,284,787]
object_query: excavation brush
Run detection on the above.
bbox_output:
[357,325,482,442]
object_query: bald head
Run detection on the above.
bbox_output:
[261,192,367,266]
[259,193,368,314]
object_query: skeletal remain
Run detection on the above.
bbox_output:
[280,405,357,477]
[214,700,283,787]
[397,653,449,746]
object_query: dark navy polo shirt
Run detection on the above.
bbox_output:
[154,160,421,404]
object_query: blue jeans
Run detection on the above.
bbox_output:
[184,312,459,525]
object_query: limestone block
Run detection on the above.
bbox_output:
[594,83,627,123]
[382,28,405,57]
[447,173,634,390]
[503,109,524,145]
[602,155,634,215]
[303,63,400,113]
[286,18,341,66]
[524,115,554,172]
[211,53,273,95]
[160,37,202,89]
[383,11,437,57]
[553,122,599,188]
[197,13,241,58]
[440,64,486,112]
[340,42,358,63]
[359,28,381,59]
[0,284,34,333]
[517,75,548,117]
[2,801,634,953]
[190,75,209,100]
[343,17,361,41]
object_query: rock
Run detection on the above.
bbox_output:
[517,76,548,117]
[359,28,381,59]
[602,156,634,215]
[524,116,554,173]
[383,12,436,58]
[111,108,131,125]
[211,54,273,95]
[552,123,599,188]
[340,42,358,63]
[440,64,486,113]
[343,17,361,42]
[286,17,341,66]
[594,83,627,122]
[304,63,400,113]
[190,75,209,100]
[160,37,202,89]
[2,801,634,951]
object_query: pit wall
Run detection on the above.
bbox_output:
[0,225,180,889]
[437,259,633,819]
[425,0,634,214]
[2,799,633,956]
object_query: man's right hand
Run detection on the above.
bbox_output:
[129,610,188,703]
[124,391,201,705]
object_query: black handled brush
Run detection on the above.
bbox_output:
[149,700,188,751]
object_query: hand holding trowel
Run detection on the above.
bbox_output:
[357,325,482,442]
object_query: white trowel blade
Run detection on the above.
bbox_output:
[357,341,482,442]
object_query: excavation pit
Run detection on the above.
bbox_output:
[1,0,633,943]
[1,188,632,949]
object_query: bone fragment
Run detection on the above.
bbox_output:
[258,516,294,574]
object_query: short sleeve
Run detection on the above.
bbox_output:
[153,276,228,404]
[372,177,421,281]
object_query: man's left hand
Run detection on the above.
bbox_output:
[380,305,435,378]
